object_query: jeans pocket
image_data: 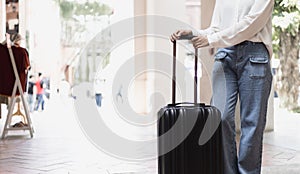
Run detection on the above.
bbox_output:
[213,51,227,74]
[248,56,269,78]
[214,51,227,61]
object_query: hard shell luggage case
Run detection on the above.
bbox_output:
[158,41,223,174]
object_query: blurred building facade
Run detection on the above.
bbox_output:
[0,0,274,131]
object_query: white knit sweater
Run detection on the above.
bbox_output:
[194,0,274,57]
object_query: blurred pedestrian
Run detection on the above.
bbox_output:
[94,79,105,107]
[35,72,45,111]
[27,75,35,112]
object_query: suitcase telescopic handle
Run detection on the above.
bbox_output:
[172,40,198,104]
[172,41,176,104]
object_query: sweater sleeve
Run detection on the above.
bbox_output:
[207,0,274,47]
[192,0,221,36]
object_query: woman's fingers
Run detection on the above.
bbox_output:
[170,31,181,41]
[192,36,201,48]
[170,30,192,41]
[191,35,208,48]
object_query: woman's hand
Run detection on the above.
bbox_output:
[191,35,209,48]
[170,30,192,42]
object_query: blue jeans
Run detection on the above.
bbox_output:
[211,41,273,174]
[27,94,34,112]
[95,93,102,107]
[35,94,44,111]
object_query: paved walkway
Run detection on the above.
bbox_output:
[0,94,300,174]
[262,99,300,174]
[0,94,157,174]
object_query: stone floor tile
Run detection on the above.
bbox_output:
[43,168,72,174]
[0,171,17,174]
[37,163,70,172]
[4,165,44,174]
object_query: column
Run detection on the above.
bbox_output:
[133,0,147,114]
[0,0,6,41]
[132,0,186,115]
[18,0,26,48]
[146,0,186,113]
[199,0,215,103]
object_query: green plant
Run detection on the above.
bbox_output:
[273,0,300,111]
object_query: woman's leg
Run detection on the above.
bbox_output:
[212,48,239,174]
[237,43,272,174]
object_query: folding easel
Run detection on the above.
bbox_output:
[1,34,34,139]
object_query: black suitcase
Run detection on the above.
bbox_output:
[158,41,223,174]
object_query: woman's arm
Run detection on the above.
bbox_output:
[207,0,274,47]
